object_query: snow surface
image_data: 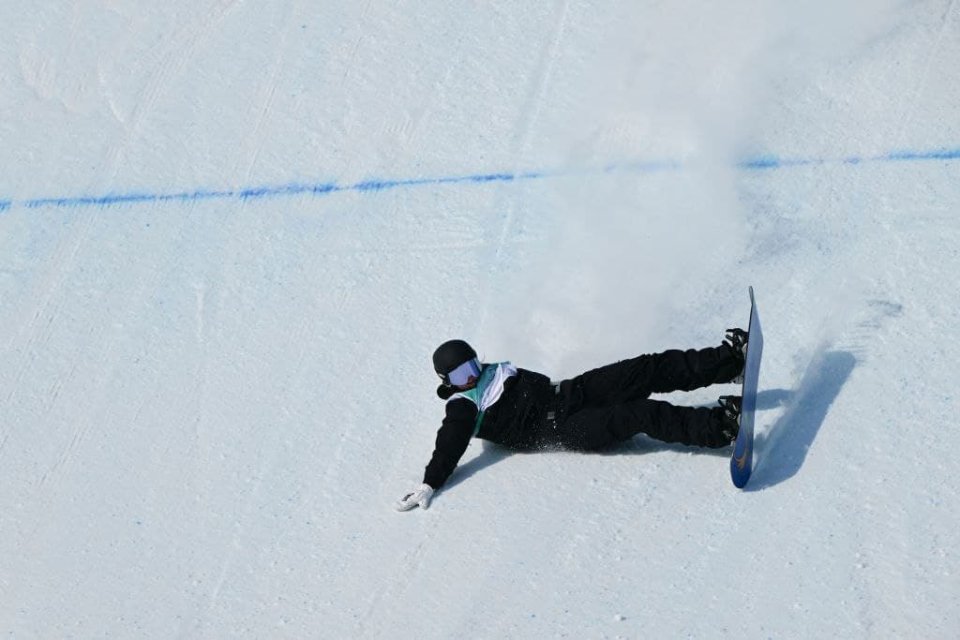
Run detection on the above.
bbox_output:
[2,1,959,638]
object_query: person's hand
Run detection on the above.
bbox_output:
[395,484,435,511]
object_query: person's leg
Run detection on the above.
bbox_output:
[570,345,741,407]
[555,398,735,451]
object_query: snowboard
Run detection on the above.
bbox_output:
[730,286,763,489]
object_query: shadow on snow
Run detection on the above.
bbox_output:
[747,349,857,491]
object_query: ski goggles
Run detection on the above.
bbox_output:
[441,358,481,387]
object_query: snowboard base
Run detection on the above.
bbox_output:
[731,286,763,489]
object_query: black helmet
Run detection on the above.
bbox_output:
[433,339,477,380]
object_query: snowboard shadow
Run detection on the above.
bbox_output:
[756,388,793,410]
[746,349,857,491]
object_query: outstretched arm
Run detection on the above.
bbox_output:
[423,398,477,490]
[396,398,477,511]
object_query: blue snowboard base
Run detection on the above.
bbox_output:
[730,287,763,489]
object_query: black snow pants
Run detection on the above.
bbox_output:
[538,345,741,451]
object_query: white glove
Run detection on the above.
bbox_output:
[395,483,435,511]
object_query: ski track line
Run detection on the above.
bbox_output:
[195,203,256,629]
[498,0,569,251]
[102,0,240,176]
[318,264,362,482]
[192,276,211,458]
[0,212,80,359]
[895,0,957,146]
[203,445,278,630]
[232,1,299,186]
[38,418,90,491]
[356,538,429,638]
[11,361,103,560]
[36,363,86,490]
[477,0,569,337]
[242,268,319,565]
[340,0,376,87]
[1,226,80,421]
[30,295,112,494]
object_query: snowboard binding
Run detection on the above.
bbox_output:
[718,395,742,443]
[724,328,749,384]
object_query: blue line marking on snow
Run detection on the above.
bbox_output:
[312,183,338,195]
[737,155,831,170]
[882,148,960,161]
[469,172,516,183]
[5,146,959,211]
[735,147,960,171]
[738,155,784,170]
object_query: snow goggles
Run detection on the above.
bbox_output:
[442,358,481,387]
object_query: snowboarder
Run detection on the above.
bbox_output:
[395,330,749,511]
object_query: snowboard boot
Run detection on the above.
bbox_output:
[724,328,749,384]
[718,395,742,443]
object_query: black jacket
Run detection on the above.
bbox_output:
[423,368,555,490]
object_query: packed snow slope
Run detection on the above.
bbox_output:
[2,1,959,638]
